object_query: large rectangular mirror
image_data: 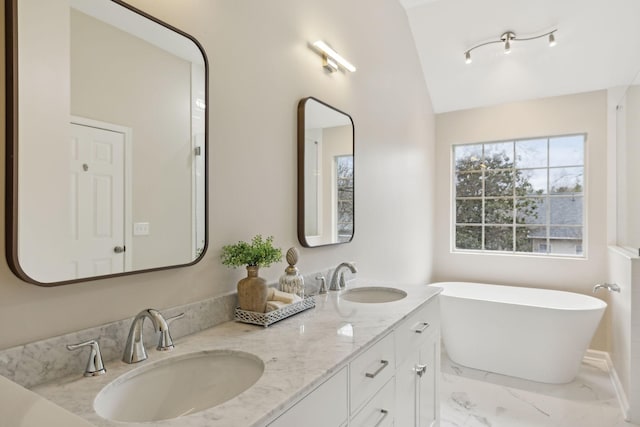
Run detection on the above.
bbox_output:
[5,0,208,285]
[297,97,354,247]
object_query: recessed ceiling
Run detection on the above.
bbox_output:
[399,0,640,113]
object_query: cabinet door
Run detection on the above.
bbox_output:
[268,367,348,427]
[395,346,419,427]
[418,334,440,427]
[395,333,440,427]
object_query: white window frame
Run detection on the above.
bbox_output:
[451,134,587,258]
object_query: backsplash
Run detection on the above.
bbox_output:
[0,268,337,389]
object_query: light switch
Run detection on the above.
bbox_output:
[133,222,150,236]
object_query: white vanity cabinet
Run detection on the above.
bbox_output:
[395,297,440,427]
[268,295,440,427]
[267,366,348,427]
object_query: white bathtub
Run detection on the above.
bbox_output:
[433,282,607,384]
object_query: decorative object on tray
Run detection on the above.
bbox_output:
[279,247,305,298]
[235,296,316,327]
[266,288,301,312]
[221,235,282,312]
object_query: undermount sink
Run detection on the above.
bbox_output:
[94,350,264,422]
[340,286,407,303]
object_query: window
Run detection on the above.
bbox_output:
[335,155,353,243]
[453,134,585,257]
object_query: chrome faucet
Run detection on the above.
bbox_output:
[122,309,184,364]
[593,283,621,293]
[329,262,357,291]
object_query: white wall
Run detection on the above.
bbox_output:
[607,247,635,419]
[607,82,640,422]
[434,90,608,349]
[0,0,435,349]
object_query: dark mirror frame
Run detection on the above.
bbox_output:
[297,97,355,248]
[4,0,209,286]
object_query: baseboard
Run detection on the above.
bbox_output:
[584,349,630,421]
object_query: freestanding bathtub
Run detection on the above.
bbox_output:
[432,282,607,384]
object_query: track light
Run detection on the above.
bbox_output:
[464,29,557,64]
[502,31,515,55]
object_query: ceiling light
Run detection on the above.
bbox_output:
[311,40,356,73]
[504,39,511,54]
[464,29,557,64]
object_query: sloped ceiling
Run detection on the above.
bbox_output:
[400,0,640,113]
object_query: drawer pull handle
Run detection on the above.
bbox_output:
[373,409,389,427]
[414,363,428,377]
[365,359,389,378]
[413,322,430,333]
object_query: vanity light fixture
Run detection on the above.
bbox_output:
[464,29,557,64]
[311,40,356,73]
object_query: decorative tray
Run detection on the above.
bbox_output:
[234,296,316,327]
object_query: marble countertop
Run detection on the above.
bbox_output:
[0,375,95,427]
[30,282,441,427]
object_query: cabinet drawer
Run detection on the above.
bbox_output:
[350,377,395,427]
[268,366,348,427]
[395,297,439,364]
[350,332,395,414]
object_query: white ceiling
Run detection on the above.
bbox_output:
[399,0,640,113]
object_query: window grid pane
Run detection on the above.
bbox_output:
[453,134,585,257]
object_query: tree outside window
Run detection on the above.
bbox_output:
[453,135,585,256]
[336,155,353,243]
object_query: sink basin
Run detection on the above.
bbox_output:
[340,286,407,303]
[94,350,264,422]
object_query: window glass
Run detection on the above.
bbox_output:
[515,138,548,168]
[336,156,353,243]
[453,134,585,257]
[549,135,584,166]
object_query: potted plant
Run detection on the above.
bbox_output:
[221,235,282,312]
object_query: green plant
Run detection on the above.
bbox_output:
[220,235,282,268]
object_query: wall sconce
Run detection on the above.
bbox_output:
[464,29,557,64]
[311,40,356,73]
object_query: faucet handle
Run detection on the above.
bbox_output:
[316,275,327,294]
[166,312,185,325]
[66,339,106,377]
[157,312,184,351]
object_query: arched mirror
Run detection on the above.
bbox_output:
[5,0,208,286]
[297,97,354,247]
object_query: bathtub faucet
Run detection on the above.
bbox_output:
[593,283,620,293]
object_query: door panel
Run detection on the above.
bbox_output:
[70,123,125,279]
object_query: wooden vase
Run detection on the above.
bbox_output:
[237,265,268,312]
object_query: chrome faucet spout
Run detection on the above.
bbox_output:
[329,262,357,291]
[123,309,177,364]
[593,283,620,293]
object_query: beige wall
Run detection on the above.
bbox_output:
[434,90,608,349]
[17,0,71,281]
[0,0,435,349]
[70,9,193,269]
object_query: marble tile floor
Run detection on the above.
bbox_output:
[440,350,639,427]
